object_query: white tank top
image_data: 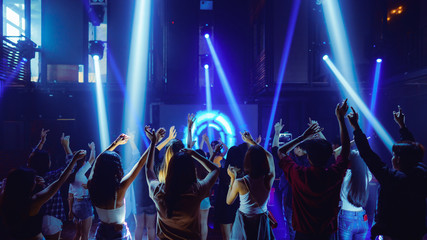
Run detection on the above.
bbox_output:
[239,175,269,215]
[95,194,126,224]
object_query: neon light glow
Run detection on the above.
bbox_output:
[93,55,110,150]
[183,110,236,148]
[264,0,301,149]
[205,38,248,131]
[323,55,394,151]
[204,67,214,140]
[122,0,152,149]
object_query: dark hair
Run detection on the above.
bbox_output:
[88,151,124,207]
[347,150,369,207]
[392,141,425,172]
[164,152,197,218]
[166,139,185,154]
[226,146,245,169]
[211,140,220,148]
[304,139,333,167]
[194,149,208,179]
[244,145,269,179]
[0,168,37,228]
[27,150,50,176]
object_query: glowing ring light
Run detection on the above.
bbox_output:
[183,110,236,149]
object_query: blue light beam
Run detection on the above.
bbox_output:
[93,55,110,150]
[205,38,248,131]
[367,59,382,136]
[323,55,394,151]
[123,0,152,148]
[204,66,214,140]
[264,0,301,149]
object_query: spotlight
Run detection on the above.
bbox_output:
[376,58,382,63]
[89,40,105,59]
[323,55,329,60]
[201,54,211,69]
[17,39,37,61]
[201,26,212,39]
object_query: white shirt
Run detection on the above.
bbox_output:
[340,169,372,211]
[69,161,91,198]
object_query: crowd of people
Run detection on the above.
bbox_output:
[0,100,426,240]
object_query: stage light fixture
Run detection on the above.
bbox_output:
[17,39,37,61]
[89,4,105,26]
[323,56,394,151]
[201,26,212,39]
[201,54,211,69]
[376,58,382,63]
[89,40,105,59]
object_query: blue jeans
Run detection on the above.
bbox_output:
[338,210,368,240]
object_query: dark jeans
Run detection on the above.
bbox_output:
[338,210,368,240]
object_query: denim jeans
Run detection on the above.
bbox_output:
[338,209,368,240]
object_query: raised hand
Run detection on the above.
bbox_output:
[60,133,70,147]
[187,113,196,130]
[88,142,95,150]
[35,176,46,188]
[393,105,405,128]
[274,119,284,134]
[256,135,262,144]
[40,128,50,143]
[214,143,223,155]
[240,131,256,145]
[347,107,359,129]
[144,126,157,144]
[168,126,177,140]
[335,99,349,120]
[114,134,130,145]
[308,117,319,127]
[227,165,237,179]
[156,128,166,144]
[73,150,87,161]
[301,122,323,139]
[202,133,210,143]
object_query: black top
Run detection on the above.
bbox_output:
[8,210,44,239]
[354,127,427,239]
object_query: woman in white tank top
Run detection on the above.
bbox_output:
[226,131,276,240]
[88,129,166,240]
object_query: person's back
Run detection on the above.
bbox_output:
[278,100,351,239]
[151,180,210,239]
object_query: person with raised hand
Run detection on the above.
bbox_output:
[146,126,219,240]
[88,131,153,240]
[0,150,86,240]
[278,99,350,240]
[226,130,275,239]
[133,125,175,240]
[68,142,96,240]
[349,106,427,240]
[27,131,74,240]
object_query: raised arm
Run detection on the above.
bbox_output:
[278,123,322,156]
[32,150,86,212]
[226,166,240,205]
[87,142,96,165]
[156,126,177,151]
[272,119,284,148]
[336,100,350,160]
[308,118,327,140]
[145,127,161,184]
[120,128,165,196]
[217,138,228,157]
[35,128,50,151]
[202,133,214,157]
[187,113,196,148]
[393,106,415,141]
[60,133,72,155]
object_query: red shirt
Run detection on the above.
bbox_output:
[279,154,348,235]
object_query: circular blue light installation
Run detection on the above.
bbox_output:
[183,110,236,148]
